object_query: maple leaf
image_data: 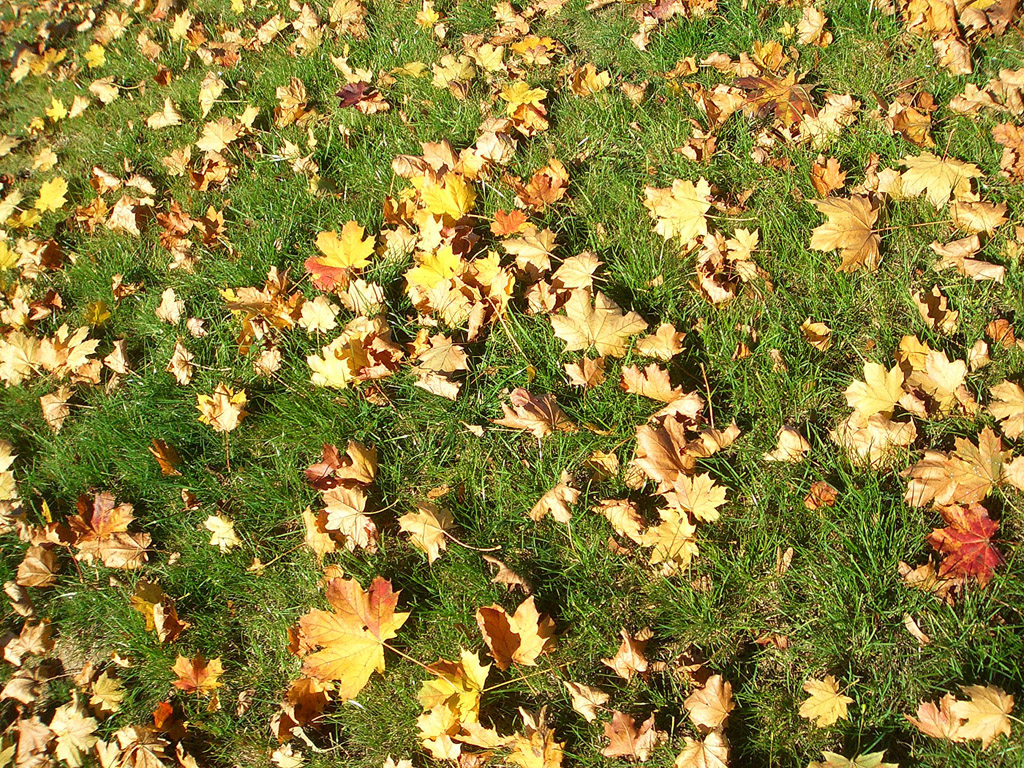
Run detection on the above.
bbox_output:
[167,338,194,385]
[643,178,712,242]
[594,499,645,544]
[508,159,569,212]
[799,675,854,727]
[49,695,98,767]
[419,649,490,725]
[305,440,377,489]
[949,684,1014,749]
[900,152,982,207]
[90,671,124,716]
[323,485,377,552]
[764,426,811,462]
[665,472,727,522]
[196,383,248,432]
[301,507,338,561]
[476,596,556,670]
[130,581,189,642]
[398,502,453,563]
[68,491,150,570]
[810,196,881,271]
[148,439,182,476]
[674,731,729,768]
[637,323,686,360]
[507,708,564,768]
[297,576,409,699]
[17,544,58,587]
[172,653,224,695]
[621,363,682,403]
[306,221,375,290]
[811,156,847,198]
[530,471,580,522]
[684,674,734,730]
[926,503,1002,587]
[735,72,817,129]
[564,681,608,722]
[601,712,665,761]
[271,676,332,741]
[571,63,611,96]
[422,174,476,219]
[642,508,699,575]
[906,693,964,742]
[484,554,531,593]
[989,380,1024,438]
[602,628,649,680]
[34,177,68,213]
[808,751,898,768]
[844,362,905,417]
[204,514,241,552]
[494,388,575,438]
[551,289,647,357]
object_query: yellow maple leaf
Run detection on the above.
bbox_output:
[50,696,98,767]
[949,684,1014,749]
[550,289,648,357]
[799,675,854,728]
[644,178,712,242]
[501,81,547,112]
[398,502,453,563]
[405,246,463,290]
[684,674,735,730]
[34,177,68,213]
[84,44,106,69]
[666,472,727,522]
[641,508,698,575]
[421,174,476,219]
[844,362,904,418]
[314,221,375,269]
[810,196,880,271]
[45,97,67,122]
[901,152,982,208]
[196,383,248,432]
[418,649,490,724]
[204,514,241,551]
[297,576,409,699]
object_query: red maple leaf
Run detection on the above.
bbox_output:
[926,503,1002,587]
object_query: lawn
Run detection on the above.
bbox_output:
[1,0,1024,767]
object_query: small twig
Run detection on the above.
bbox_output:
[700,362,715,430]
[381,640,432,673]
[442,530,501,552]
[256,541,305,569]
[874,220,953,233]
[497,311,528,360]
[482,661,571,693]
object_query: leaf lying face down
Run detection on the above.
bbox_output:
[476,595,556,670]
[493,387,575,438]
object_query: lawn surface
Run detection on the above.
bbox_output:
[1,0,1024,767]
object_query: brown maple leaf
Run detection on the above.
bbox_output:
[171,653,223,695]
[305,440,378,490]
[736,72,817,129]
[68,491,150,570]
[601,711,665,761]
[601,628,649,681]
[476,596,556,670]
[493,388,575,438]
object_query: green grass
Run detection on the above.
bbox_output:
[2,0,1024,766]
